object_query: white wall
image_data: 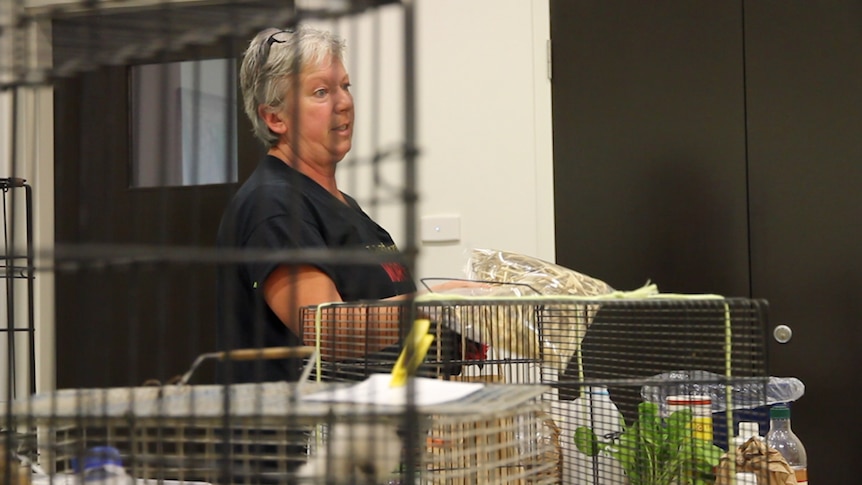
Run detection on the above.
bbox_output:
[0,7,18,403]
[330,0,555,282]
[414,0,554,280]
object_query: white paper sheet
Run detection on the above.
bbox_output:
[301,374,483,407]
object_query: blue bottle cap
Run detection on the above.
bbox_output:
[585,386,609,395]
[74,446,123,472]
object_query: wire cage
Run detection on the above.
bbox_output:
[3,380,560,485]
[4,0,431,484]
[302,296,777,484]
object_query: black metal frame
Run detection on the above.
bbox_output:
[1,177,36,400]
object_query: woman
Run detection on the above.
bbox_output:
[216,26,433,383]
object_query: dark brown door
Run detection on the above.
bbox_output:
[744,1,862,481]
[549,0,751,296]
[53,42,260,388]
[551,1,862,482]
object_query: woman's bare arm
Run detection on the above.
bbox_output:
[263,264,403,360]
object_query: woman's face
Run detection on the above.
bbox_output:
[285,56,354,165]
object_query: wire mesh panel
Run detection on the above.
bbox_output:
[300,296,770,391]
[3,0,431,484]
[541,297,772,485]
[4,0,403,88]
[300,298,548,384]
[4,381,559,484]
[1,0,423,379]
[543,298,768,415]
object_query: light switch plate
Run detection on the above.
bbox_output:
[421,215,461,242]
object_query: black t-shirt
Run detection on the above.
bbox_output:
[216,155,416,382]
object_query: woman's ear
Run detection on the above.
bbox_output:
[259,105,289,137]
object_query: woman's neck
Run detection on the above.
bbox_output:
[268,145,346,203]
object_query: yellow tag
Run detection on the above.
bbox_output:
[390,319,434,387]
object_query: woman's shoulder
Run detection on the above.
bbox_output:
[236,157,299,197]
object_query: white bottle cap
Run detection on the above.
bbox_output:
[738,421,761,440]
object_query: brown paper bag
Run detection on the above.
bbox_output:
[715,437,797,485]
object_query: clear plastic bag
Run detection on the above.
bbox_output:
[464,248,615,297]
[639,370,805,414]
[420,249,616,371]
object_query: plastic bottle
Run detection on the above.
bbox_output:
[766,404,808,484]
[667,394,713,442]
[574,387,624,442]
[79,447,131,485]
[733,421,763,448]
[565,386,625,485]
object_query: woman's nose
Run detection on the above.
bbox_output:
[335,88,353,112]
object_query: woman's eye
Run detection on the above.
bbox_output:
[313,88,327,97]
[342,83,351,91]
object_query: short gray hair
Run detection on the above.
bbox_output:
[240,26,346,147]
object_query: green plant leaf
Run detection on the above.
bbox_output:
[636,402,662,448]
[637,402,661,431]
[637,401,660,419]
[574,426,600,457]
[666,408,693,446]
[615,430,638,477]
[697,440,724,464]
[596,401,724,485]
[694,439,724,478]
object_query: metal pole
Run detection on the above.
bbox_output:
[401,1,420,483]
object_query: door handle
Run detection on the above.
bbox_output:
[773,324,793,343]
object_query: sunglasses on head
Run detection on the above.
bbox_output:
[260,28,295,62]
